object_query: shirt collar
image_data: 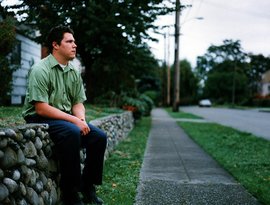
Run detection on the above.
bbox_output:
[48,54,74,72]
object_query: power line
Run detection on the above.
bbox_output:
[202,0,270,20]
[182,0,194,23]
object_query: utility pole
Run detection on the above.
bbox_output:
[172,0,180,112]
[163,27,171,106]
[163,32,167,105]
[232,62,236,107]
[166,27,171,106]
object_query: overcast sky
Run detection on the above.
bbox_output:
[148,0,270,67]
[2,0,270,68]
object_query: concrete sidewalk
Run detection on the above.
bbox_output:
[134,108,260,205]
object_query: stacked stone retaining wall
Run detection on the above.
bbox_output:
[0,111,134,205]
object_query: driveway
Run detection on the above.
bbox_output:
[180,106,270,141]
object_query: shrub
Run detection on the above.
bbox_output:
[121,95,146,120]
[252,98,270,107]
[143,90,160,106]
[139,94,154,116]
[120,92,154,120]
[93,91,154,120]
[0,16,18,105]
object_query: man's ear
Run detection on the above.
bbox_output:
[52,41,59,50]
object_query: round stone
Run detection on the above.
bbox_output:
[0,183,9,201]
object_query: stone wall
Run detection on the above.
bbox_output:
[0,111,134,205]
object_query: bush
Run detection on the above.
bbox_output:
[0,16,18,105]
[93,91,154,120]
[121,95,146,120]
[143,90,160,106]
[93,91,122,107]
[252,97,270,107]
[121,92,154,120]
[139,94,154,116]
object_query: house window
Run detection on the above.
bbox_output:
[10,40,21,65]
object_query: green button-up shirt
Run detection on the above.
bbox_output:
[22,54,86,118]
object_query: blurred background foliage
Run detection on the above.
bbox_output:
[0,9,19,105]
[2,0,176,116]
[7,0,173,107]
[1,1,270,110]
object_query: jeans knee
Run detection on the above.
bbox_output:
[101,131,107,142]
[58,125,81,147]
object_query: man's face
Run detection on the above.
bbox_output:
[56,32,77,61]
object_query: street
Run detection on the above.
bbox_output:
[180,106,270,141]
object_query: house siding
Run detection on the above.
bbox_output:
[261,70,270,97]
[11,34,41,104]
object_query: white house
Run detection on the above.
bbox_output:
[11,33,41,104]
[261,70,270,97]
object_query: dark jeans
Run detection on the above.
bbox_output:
[25,114,107,193]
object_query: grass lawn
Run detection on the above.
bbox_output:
[1,105,150,204]
[165,107,270,205]
[0,106,25,128]
[0,104,123,128]
[164,107,202,119]
[98,117,151,205]
[84,104,123,121]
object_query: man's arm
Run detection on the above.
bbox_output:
[72,103,86,121]
[35,102,90,135]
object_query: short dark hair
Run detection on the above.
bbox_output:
[46,25,74,53]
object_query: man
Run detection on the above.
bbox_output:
[22,25,107,205]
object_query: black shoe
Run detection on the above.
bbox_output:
[82,185,104,205]
[61,191,84,205]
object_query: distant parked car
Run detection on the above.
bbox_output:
[199,99,212,107]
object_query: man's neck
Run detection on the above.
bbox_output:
[52,52,69,65]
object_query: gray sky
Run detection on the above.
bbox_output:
[3,0,270,68]
[148,0,270,67]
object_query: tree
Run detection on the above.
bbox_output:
[203,62,248,104]
[0,6,18,105]
[9,0,173,102]
[179,59,198,105]
[169,59,198,105]
[246,54,270,97]
[195,39,249,104]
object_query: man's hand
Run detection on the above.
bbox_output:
[73,118,90,136]
[35,102,90,135]
[72,103,90,135]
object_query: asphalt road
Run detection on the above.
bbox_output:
[180,106,270,141]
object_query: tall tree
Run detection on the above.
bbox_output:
[170,59,198,105]
[0,5,18,105]
[10,0,172,102]
[247,54,270,97]
[195,39,249,104]
[179,59,198,104]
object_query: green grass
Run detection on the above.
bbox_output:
[167,110,270,204]
[164,107,202,119]
[0,104,123,128]
[178,122,270,205]
[165,107,270,204]
[84,104,123,121]
[98,117,151,205]
[0,105,149,204]
[0,106,25,128]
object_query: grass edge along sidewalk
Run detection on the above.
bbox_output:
[165,108,270,205]
[98,117,151,205]
[0,106,150,205]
